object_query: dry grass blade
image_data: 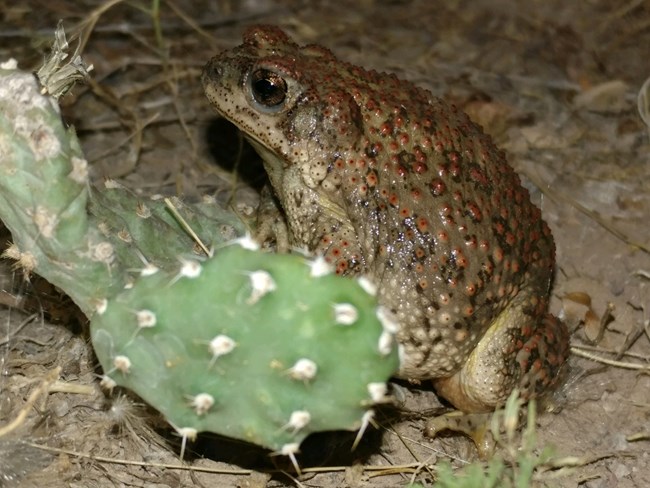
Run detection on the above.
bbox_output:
[163,197,211,256]
[627,431,650,442]
[570,346,650,370]
[70,0,129,53]
[0,313,38,347]
[0,366,61,438]
[163,0,218,47]
[24,441,434,479]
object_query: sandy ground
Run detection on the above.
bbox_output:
[0,1,649,487]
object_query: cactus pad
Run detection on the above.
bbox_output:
[91,243,399,452]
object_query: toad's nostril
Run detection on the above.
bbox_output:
[202,61,223,85]
[211,64,223,79]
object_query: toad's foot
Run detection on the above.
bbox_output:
[424,411,495,459]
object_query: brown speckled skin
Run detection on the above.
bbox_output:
[202,25,569,412]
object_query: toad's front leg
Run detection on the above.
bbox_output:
[255,185,290,252]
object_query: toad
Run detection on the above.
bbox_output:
[202,25,569,415]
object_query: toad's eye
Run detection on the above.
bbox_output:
[250,69,288,108]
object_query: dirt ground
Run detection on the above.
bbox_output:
[1,1,649,487]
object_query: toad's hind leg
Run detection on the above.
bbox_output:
[432,298,570,413]
[424,301,569,456]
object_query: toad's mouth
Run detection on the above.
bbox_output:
[244,134,289,178]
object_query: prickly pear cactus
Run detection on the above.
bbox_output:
[0,63,244,316]
[91,242,400,452]
[0,57,398,456]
